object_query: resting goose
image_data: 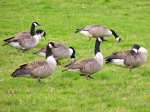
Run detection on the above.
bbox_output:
[64,38,104,79]
[3,29,46,51]
[75,24,121,42]
[105,44,148,69]
[4,22,40,41]
[11,42,57,82]
[34,42,76,64]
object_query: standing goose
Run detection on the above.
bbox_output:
[64,38,104,79]
[3,29,46,51]
[34,42,76,64]
[75,24,121,42]
[4,22,40,42]
[11,42,57,82]
[105,44,148,69]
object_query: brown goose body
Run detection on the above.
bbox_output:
[75,25,121,42]
[4,30,46,50]
[105,45,148,69]
[64,38,103,79]
[35,42,76,61]
[65,58,102,75]
[11,42,57,81]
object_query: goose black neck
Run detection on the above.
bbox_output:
[46,45,53,58]
[110,29,119,38]
[30,24,36,36]
[95,38,101,55]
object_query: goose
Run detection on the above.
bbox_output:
[34,42,76,64]
[75,24,121,42]
[63,38,104,79]
[3,29,46,51]
[105,44,148,70]
[3,21,40,42]
[11,42,57,82]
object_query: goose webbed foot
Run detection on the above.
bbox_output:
[88,37,91,41]
[38,78,42,83]
[86,74,94,79]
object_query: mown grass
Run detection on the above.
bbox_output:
[0,0,150,112]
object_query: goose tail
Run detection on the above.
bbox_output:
[11,65,30,77]
[75,28,81,33]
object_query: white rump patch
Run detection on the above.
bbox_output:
[112,59,124,65]
[80,31,92,37]
[9,42,23,49]
[107,30,113,35]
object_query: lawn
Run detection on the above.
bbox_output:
[0,0,150,112]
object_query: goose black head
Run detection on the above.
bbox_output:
[32,22,40,27]
[69,47,76,59]
[131,44,140,54]
[46,42,54,58]
[49,42,55,47]
[35,29,46,37]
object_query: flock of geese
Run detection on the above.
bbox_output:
[3,22,148,82]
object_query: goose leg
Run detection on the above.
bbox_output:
[88,75,94,79]
[101,37,107,42]
[22,49,29,53]
[56,60,61,65]
[128,66,133,72]
[38,78,41,83]
[88,37,91,41]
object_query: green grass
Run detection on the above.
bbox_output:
[0,0,150,112]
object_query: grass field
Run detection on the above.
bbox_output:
[0,0,150,112]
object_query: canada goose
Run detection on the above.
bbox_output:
[3,21,40,42]
[3,29,46,51]
[75,24,121,42]
[105,44,148,70]
[64,38,104,79]
[34,42,76,64]
[11,42,57,82]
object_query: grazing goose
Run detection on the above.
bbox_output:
[11,42,57,82]
[75,24,121,42]
[3,29,46,51]
[105,44,148,70]
[64,38,104,79]
[34,42,76,64]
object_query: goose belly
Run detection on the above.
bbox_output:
[22,42,36,49]
[9,42,24,49]
[81,62,101,74]
[31,65,56,78]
